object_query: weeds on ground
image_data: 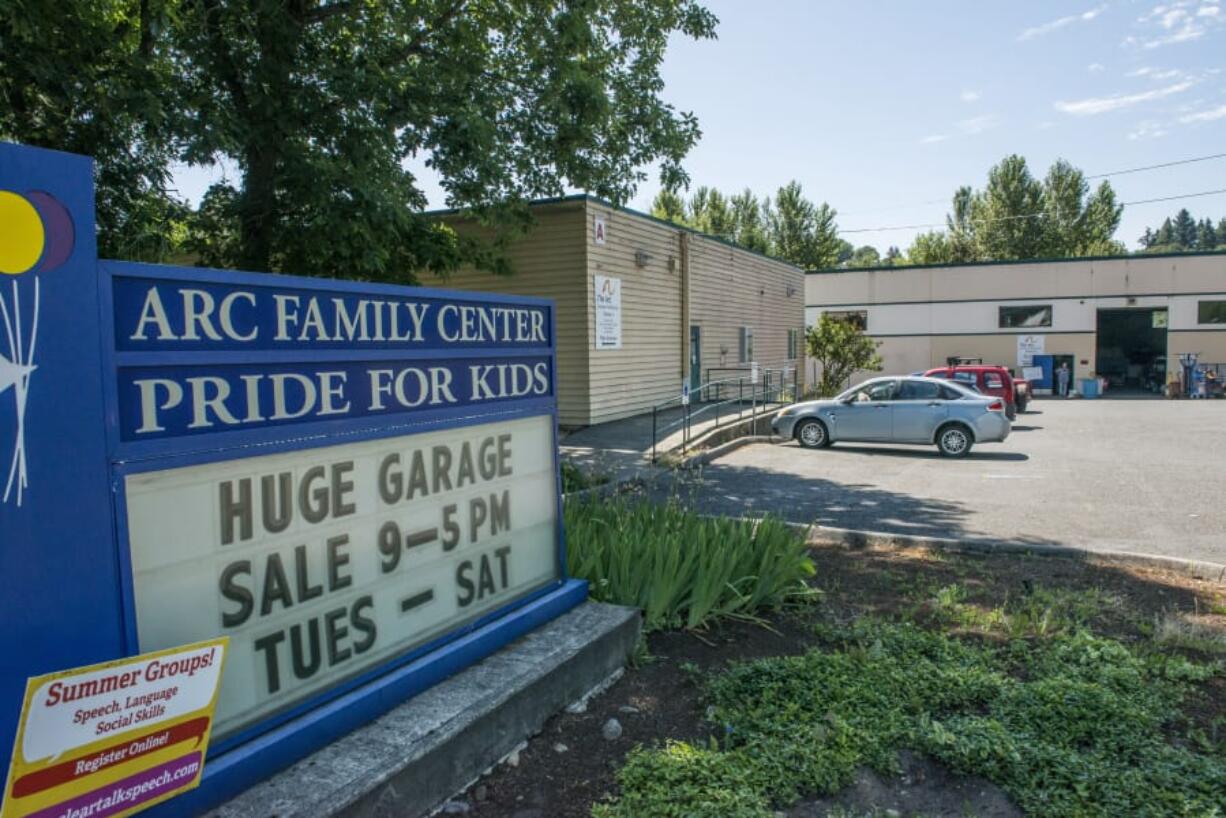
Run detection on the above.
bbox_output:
[561,460,609,494]
[565,498,816,631]
[1153,612,1226,655]
[594,591,1226,818]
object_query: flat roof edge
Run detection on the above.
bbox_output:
[807,248,1226,275]
[426,194,805,273]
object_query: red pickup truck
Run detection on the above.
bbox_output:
[924,365,1019,420]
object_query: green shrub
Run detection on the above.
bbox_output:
[597,620,1226,817]
[564,498,815,632]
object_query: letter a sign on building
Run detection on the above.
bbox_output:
[0,141,587,816]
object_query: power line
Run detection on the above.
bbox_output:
[839,150,1226,223]
[840,187,1226,234]
[1086,152,1226,179]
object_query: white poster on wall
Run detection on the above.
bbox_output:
[594,275,622,350]
[1017,334,1045,367]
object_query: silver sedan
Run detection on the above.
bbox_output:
[771,376,1011,458]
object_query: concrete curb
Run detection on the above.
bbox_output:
[804,523,1226,584]
[209,601,641,818]
[676,434,776,468]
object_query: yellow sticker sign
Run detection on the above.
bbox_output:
[2,639,227,818]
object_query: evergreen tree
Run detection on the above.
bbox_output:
[1219,218,1226,246]
[1173,209,1197,249]
[1154,218,1176,247]
[1196,218,1217,250]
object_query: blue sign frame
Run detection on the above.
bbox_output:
[0,143,587,817]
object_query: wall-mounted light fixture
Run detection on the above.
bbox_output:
[635,249,651,268]
[786,285,797,297]
[667,255,676,273]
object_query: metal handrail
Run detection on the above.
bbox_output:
[651,368,798,463]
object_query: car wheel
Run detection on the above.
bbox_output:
[795,419,830,449]
[936,424,974,458]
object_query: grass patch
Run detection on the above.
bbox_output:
[561,460,609,494]
[565,498,815,632]
[1154,612,1226,656]
[594,620,1225,818]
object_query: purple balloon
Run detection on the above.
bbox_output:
[25,190,74,272]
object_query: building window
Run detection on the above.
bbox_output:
[787,328,801,360]
[739,326,755,363]
[1198,300,1226,324]
[999,305,1052,328]
[824,310,867,331]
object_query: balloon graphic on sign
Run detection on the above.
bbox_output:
[0,188,74,506]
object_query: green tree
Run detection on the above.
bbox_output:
[688,186,734,239]
[970,155,1047,260]
[1079,182,1125,255]
[915,156,1123,263]
[847,245,881,268]
[6,0,718,280]
[1173,208,1197,249]
[651,189,688,225]
[767,181,841,269]
[906,230,953,264]
[1196,218,1217,250]
[806,313,883,397]
[947,186,978,261]
[883,246,903,266]
[1218,218,1226,246]
[0,0,183,261]
[729,188,769,253]
[1154,218,1176,247]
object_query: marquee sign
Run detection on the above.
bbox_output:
[0,142,586,816]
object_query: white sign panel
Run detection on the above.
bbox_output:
[593,215,607,245]
[594,275,622,350]
[1017,334,1045,367]
[125,415,558,737]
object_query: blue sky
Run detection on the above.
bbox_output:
[172,0,1226,252]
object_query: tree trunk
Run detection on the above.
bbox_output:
[239,145,277,272]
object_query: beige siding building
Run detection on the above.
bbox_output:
[805,251,1226,393]
[437,195,806,426]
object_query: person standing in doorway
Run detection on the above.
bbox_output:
[1057,362,1071,398]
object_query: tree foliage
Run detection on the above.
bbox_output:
[648,180,842,268]
[805,313,882,397]
[1139,209,1225,253]
[904,155,1124,264]
[0,0,183,261]
[2,0,718,281]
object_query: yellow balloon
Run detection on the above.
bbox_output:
[0,190,46,275]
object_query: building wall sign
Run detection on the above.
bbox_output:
[1017,334,1045,367]
[594,275,622,350]
[593,215,607,246]
[0,141,586,816]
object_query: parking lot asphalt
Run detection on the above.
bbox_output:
[656,398,1226,565]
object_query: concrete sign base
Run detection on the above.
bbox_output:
[205,601,640,818]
